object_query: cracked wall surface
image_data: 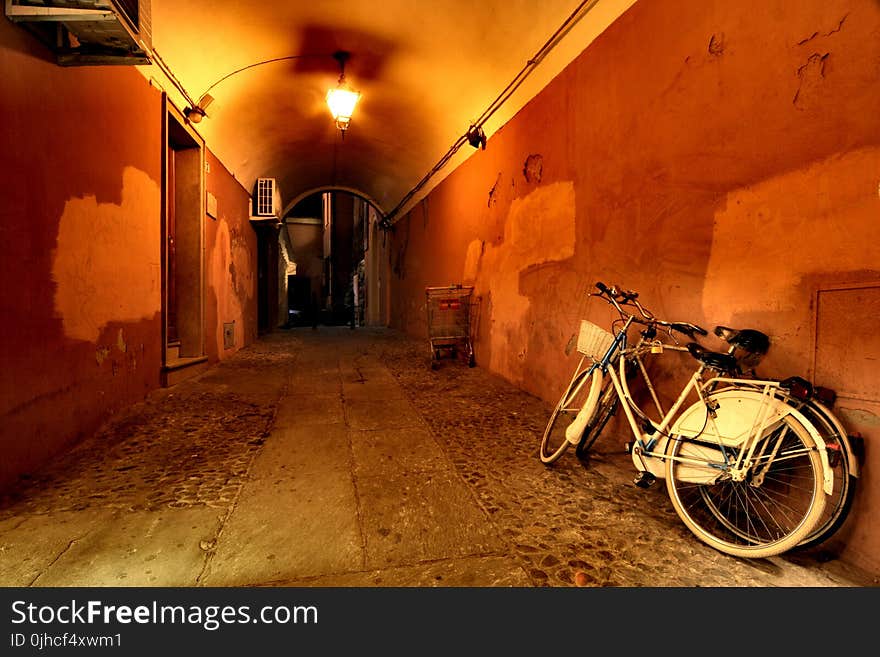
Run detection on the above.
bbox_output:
[468,182,576,382]
[206,150,258,362]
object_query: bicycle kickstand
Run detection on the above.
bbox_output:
[629,443,657,488]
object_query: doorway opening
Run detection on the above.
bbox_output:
[162,99,207,384]
[255,222,280,335]
[278,190,389,330]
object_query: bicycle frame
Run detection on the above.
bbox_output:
[576,317,834,494]
[566,315,834,494]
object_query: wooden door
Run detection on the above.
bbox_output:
[167,145,178,344]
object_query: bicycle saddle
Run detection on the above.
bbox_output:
[714,326,770,369]
[686,342,739,373]
[713,326,771,355]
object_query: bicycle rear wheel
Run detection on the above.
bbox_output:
[540,368,602,465]
[794,400,858,551]
[665,415,825,558]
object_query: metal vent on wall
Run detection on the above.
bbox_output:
[5,0,152,65]
[223,322,235,350]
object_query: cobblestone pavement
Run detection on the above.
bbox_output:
[0,351,286,518]
[0,327,875,588]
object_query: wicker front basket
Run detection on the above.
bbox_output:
[576,320,615,360]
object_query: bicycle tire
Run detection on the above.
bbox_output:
[576,356,642,460]
[665,414,825,558]
[793,400,858,550]
[540,368,602,465]
[575,378,618,460]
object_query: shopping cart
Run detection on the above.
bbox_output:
[425,284,477,369]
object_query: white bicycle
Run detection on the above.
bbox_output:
[539,282,833,558]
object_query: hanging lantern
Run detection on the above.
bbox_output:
[326,51,360,136]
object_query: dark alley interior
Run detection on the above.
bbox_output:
[1,0,879,588]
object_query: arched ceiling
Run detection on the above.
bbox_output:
[149,0,635,220]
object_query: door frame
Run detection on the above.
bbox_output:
[161,94,206,371]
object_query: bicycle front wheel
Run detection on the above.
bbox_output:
[575,356,639,460]
[665,415,825,558]
[575,377,618,461]
[540,368,603,465]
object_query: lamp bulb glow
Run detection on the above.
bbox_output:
[326,86,361,129]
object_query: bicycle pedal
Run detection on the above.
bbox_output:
[624,441,634,454]
[633,471,656,488]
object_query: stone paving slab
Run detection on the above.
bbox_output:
[32,508,222,587]
[261,422,351,476]
[340,365,399,385]
[290,363,342,378]
[273,555,532,587]
[357,469,507,569]
[350,427,450,478]
[288,357,343,393]
[0,510,115,586]
[275,392,345,426]
[342,379,409,401]
[287,376,343,395]
[202,468,363,586]
[345,399,427,431]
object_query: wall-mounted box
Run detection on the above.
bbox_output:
[206,191,218,219]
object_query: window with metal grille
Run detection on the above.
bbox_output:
[253,178,276,216]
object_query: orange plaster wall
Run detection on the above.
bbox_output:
[388,0,880,573]
[0,18,163,490]
[205,151,258,362]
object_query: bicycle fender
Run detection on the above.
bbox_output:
[810,399,860,478]
[564,369,604,444]
[671,389,833,494]
[786,403,834,495]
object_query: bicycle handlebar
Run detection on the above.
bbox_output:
[669,321,709,339]
[591,281,653,320]
[591,281,708,339]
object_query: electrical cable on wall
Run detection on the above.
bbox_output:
[195,53,334,102]
[382,0,601,229]
[149,47,199,109]
[148,49,341,124]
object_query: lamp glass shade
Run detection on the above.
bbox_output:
[326,86,361,126]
